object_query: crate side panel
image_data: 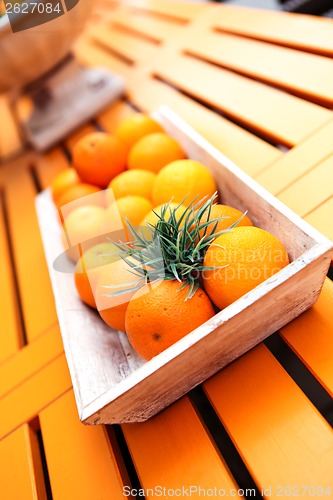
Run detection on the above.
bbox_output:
[84,248,330,423]
[35,191,145,415]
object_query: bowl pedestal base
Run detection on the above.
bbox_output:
[14,56,125,152]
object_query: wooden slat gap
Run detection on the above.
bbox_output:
[90,119,104,132]
[0,319,59,375]
[252,115,333,180]
[0,346,63,400]
[327,267,333,281]
[213,26,333,59]
[0,423,49,499]
[60,143,72,164]
[305,194,333,220]
[265,333,333,426]
[120,97,142,113]
[152,66,311,146]
[89,36,135,66]
[29,164,43,194]
[22,416,54,500]
[183,49,333,110]
[300,193,333,220]
[109,425,144,497]
[110,21,162,45]
[189,387,263,498]
[33,423,53,500]
[104,426,133,493]
[274,152,333,198]
[0,189,27,349]
[0,384,73,442]
[151,74,286,150]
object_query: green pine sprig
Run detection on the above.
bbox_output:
[106,193,246,300]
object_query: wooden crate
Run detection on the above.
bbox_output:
[35,107,333,424]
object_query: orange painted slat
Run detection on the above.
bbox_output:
[0,96,22,161]
[126,0,206,21]
[305,197,333,243]
[131,75,282,175]
[0,355,71,440]
[5,167,57,340]
[0,194,21,363]
[153,53,331,147]
[88,0,119,25]
[255,118,333,193]
[214,5,333,57]
[122,397,240,496]
[204,344,333,489]
[91,26,158,65]
[186,30,333,106]
[39,390,129,500]
[0,425,46,500]
[0,325,62,400]
[280,279,333,397]
[110,9,181,42]
[35,148,71,191]
[278,154,333,216]
[74,34,133,80]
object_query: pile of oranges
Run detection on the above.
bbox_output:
[51,113,290,361]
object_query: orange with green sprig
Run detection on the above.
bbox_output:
[101,192,287,360]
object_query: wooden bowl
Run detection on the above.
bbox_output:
[0,1,92,93]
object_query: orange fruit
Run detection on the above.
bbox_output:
[128,133,185,173]
[62,205,107,262]
[203,226,290,310]
[108,169,156,202]
[75,257,96,308]
[141,202,187,228]
[73,132,127,188]
[125,280,215,360]
[96,257,139,332]
[152,160,217,208]
[61,232,81,263]
[199,204,253,239]
[74,243,118,309]
[51,169,80,204]
[56,183,102,210]
[106,196,153,231]
[115,114,163,150]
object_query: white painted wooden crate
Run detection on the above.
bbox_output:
[36,107,333,424]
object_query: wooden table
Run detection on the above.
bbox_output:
[1,1,333,498]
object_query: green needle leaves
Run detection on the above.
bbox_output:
[107,193,245,300]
